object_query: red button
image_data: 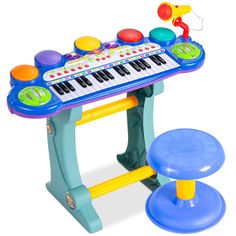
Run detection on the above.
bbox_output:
[151,45,156,48]
[133,51,137,54]
[71,68,76,72]
[120,54,124,57]
[96,58,100,61]
[50,74,55,78]
[139,49,143,52]
[106,55,110,58]
[78,66,83,70]
[57,72,62,76]
[102,57,106,60]
[145,47,150,50]
[117,29,144,43]
[64,70,69,74]
[126,52,131,56]
[85,64,89,68]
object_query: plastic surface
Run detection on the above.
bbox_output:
[158,3,172,21]
[146,181,226,233]
[172,42,201,59]
[157,2,192,21]
[74,36,101,52]
[89,166,155,199]
[147,128,225,179]
[149,27,176,46]
[173,17,190,39]
[18,86,52,106]
[35,50,63,66]
[47,107,102,233]
[11,65,39,82]
[117,83,170,190]
[176,180,195,200]
[8,31,205,118]
[117,28,144,44]
[76,96,138,126]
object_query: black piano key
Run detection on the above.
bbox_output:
[135,60,146,70]
[129,61,141,72]
[81,76,92,86]
[58,83,70,93]
[52,84,64,95]
[103,70,114,79]
[118,65,130,75]
[97,71,109,81]
[64,81,75,91]
[75,77,87,88]
[154,54,166,64]
[139,59,151,69]
[113,66,125,77]
[149,56,161,66]
[91,72,104,83]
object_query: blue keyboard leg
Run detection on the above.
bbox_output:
[117,81,169,190]
[46,107,102,233]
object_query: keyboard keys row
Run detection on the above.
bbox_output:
[51,53,180,102]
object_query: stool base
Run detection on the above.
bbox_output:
[146,181,225,234]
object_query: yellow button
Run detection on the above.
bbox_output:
[75,36,101,51]
[11,65,39,82]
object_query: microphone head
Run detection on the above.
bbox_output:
[158,3,173,21]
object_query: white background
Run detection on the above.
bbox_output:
[0,0,235,235]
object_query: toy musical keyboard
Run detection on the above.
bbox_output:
[7,28,205,118]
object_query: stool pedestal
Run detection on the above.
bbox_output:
[146,181,225,233]
[146,128,225,233]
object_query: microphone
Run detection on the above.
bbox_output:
[158,2,192,21]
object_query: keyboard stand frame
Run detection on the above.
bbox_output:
[46,81,169,233]
[118,82,169,190]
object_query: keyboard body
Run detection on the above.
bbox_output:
[7,30,205,118]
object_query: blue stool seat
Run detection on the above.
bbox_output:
[146,128,226,233]
[147,128,225,179]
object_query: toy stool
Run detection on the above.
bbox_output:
[146,128,225,233]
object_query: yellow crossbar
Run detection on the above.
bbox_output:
[76,96,138,126]
[88,166,156,199]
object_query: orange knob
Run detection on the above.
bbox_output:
[11,65,39,82]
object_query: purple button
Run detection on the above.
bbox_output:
[35,50,62,66]
[105,41,119,49]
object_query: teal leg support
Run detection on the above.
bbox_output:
[117,82,169,190]
[46,107,102,233]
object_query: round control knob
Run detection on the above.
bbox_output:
[74,36,101,53]
[117,28,144,44]
[35,50,63,66]
[18,86,52,106]
[11,65,39,82]
[172,43,201,60]
[149,27,176,47]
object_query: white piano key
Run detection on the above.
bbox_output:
[144,58,163,73]
[141,58,159,75]
[108,68,127,84]
[50,87,66,102]
[137,61,155,76]
[90,74,108,90]
[126,63,145,79]
[124,64,141,80]
[106,77,118,86]
[161,54,180,68]
[70,80,89,96]
[87,74,105,91]
[69,80,85,97]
